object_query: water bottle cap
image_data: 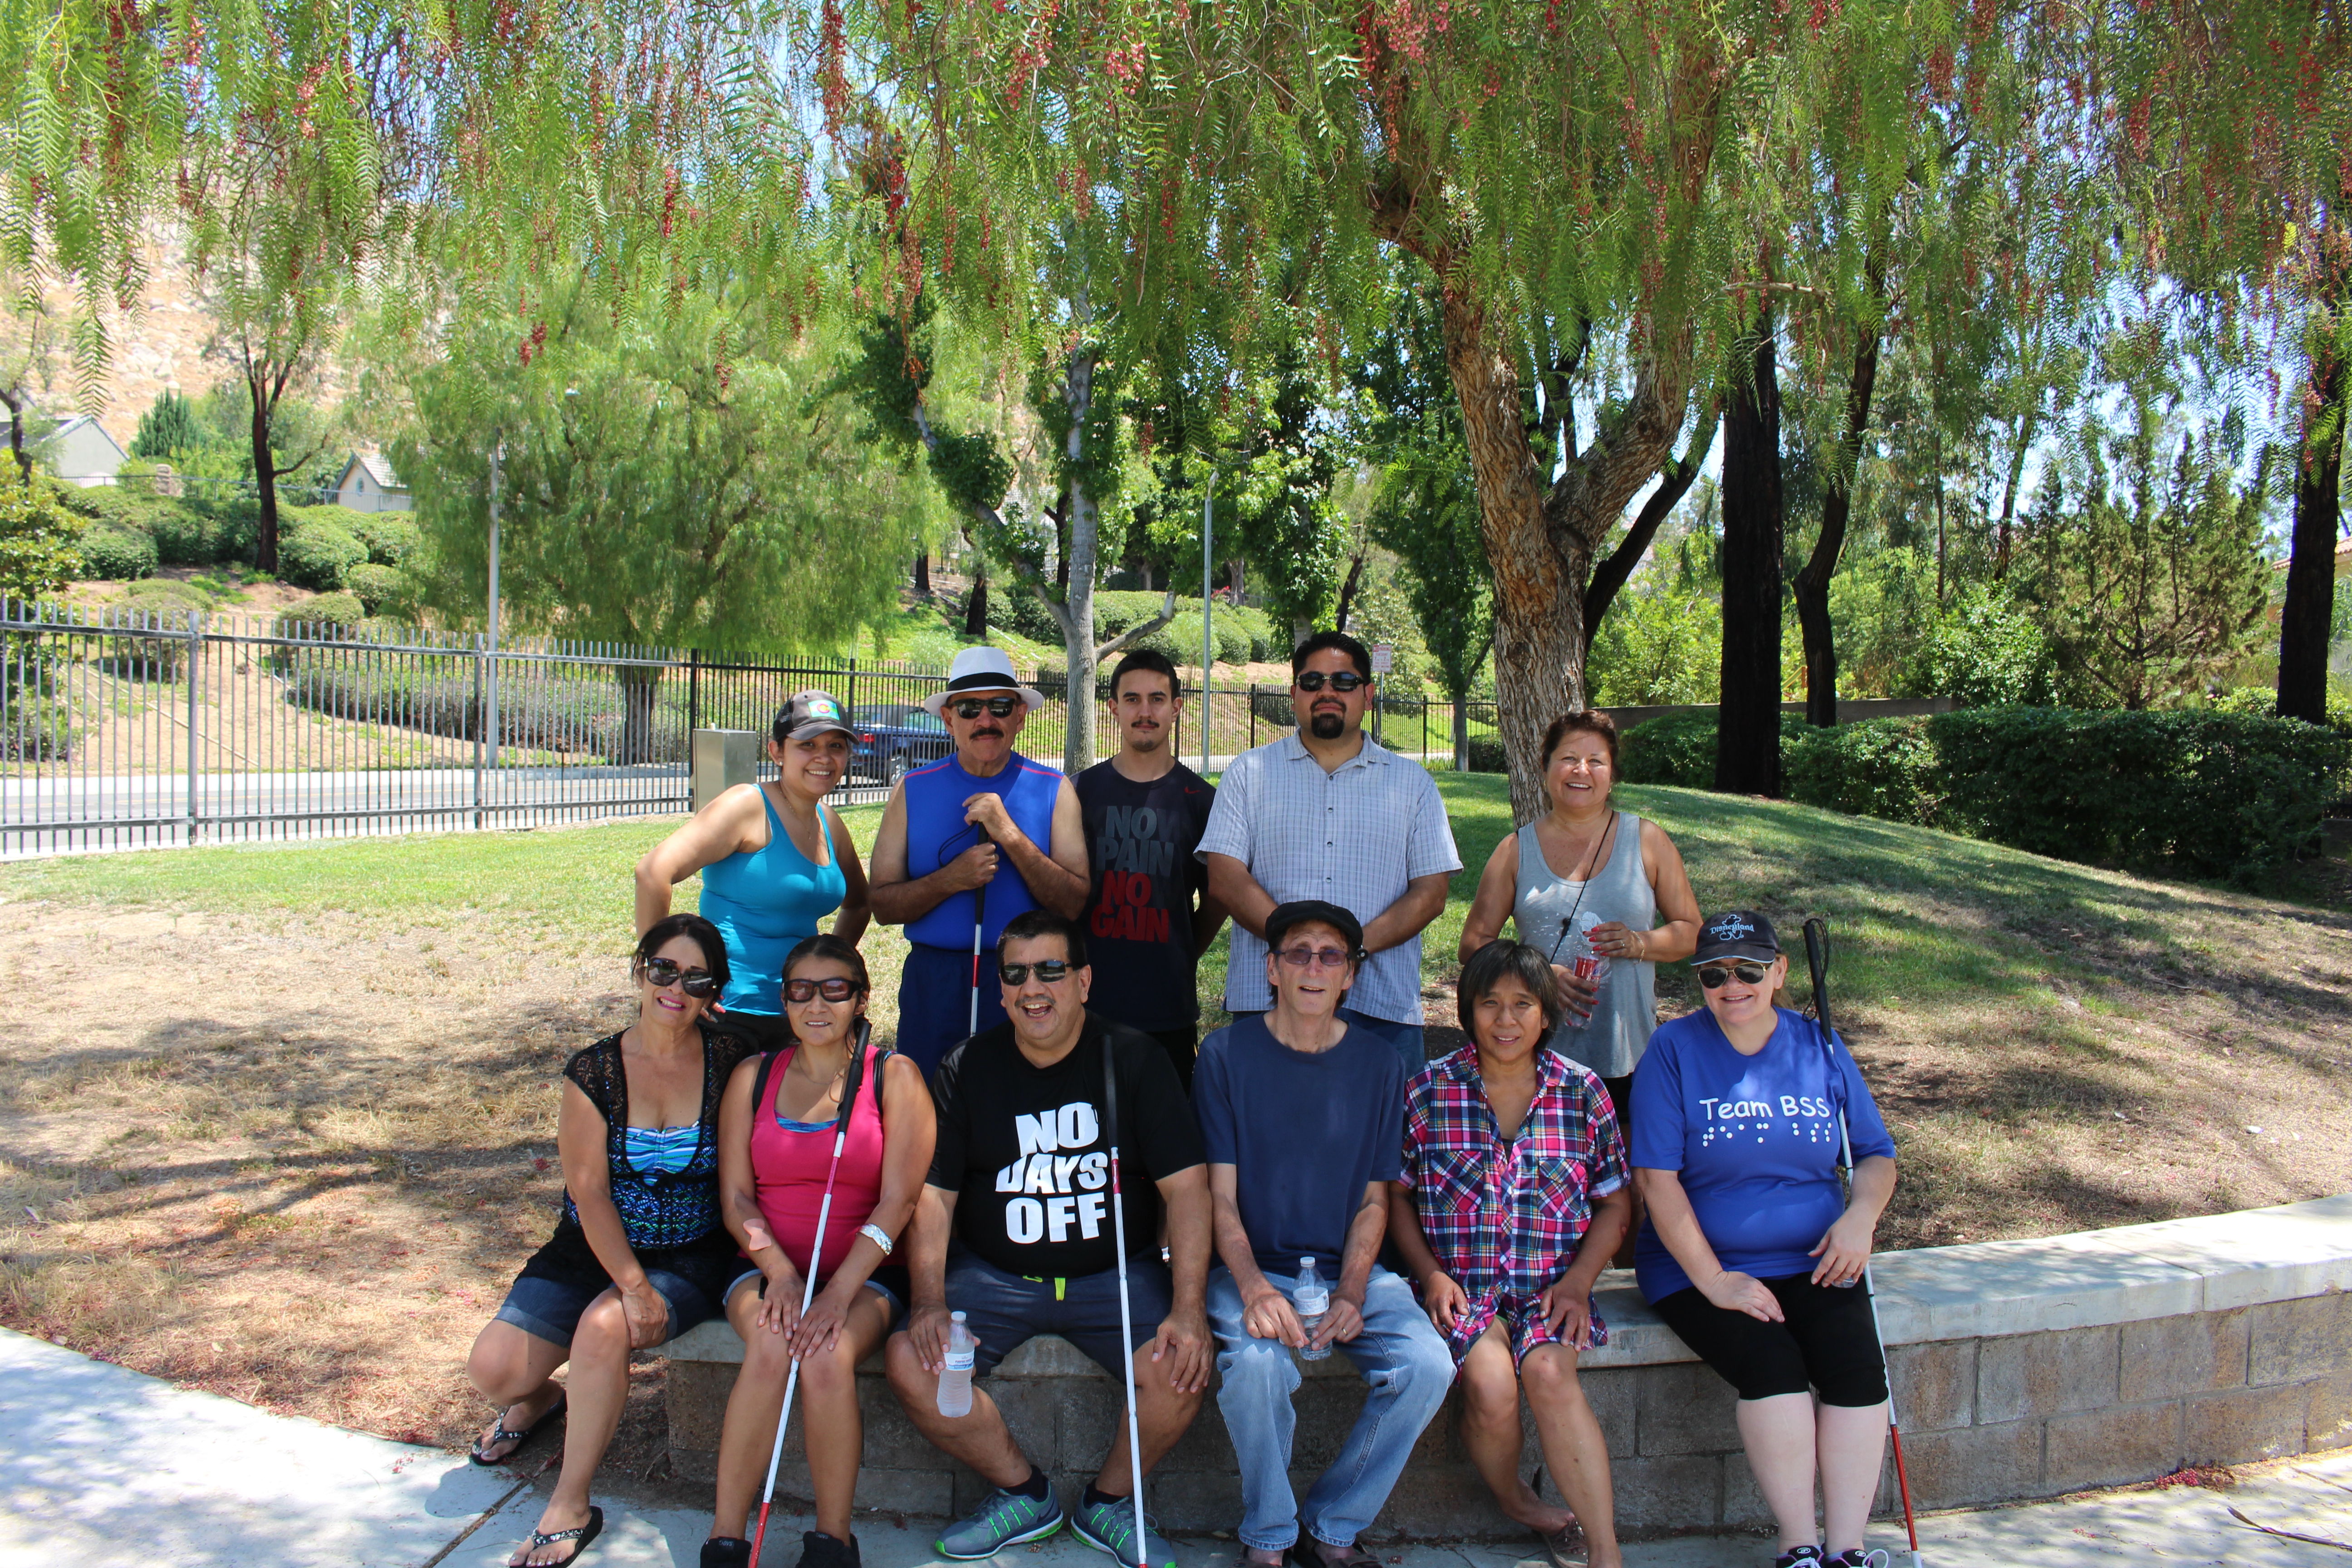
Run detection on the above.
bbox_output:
[1299,1257,1312,1268]
[951,1310,966,1321]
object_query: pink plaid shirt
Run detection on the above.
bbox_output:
[1400,1046,1629,1361]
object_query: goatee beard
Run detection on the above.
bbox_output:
[1130,731,1164,752]
[1309,711,1344,740]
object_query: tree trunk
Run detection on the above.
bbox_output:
[1333,547,1367,632]
[1452,698,1469,774]
[965,558,989,635]
[2279,345,2346,724]
[1716,313,1784,795]
[1053,482,1072,600]
[1792,318,1882,728]
[914,550,931,598]
[1058,349,1100,773]
[616,666,665,766]
[0,387,28,478]
[249,374,281,573]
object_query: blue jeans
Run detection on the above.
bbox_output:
[1206,1264,1454,1551]
[1341,1007,1427,1082]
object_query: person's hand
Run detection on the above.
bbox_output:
[1149,1307,1214,1393]
[962,793,1019,845]
[1313,1291,1366,1349]
[753,1260,806,1337]
[945,841,1000,892]
[618,1280,670,1348]
[1539,1277,1596,1350]
[789,1280,858,1359]
[1420,1271,1469,1335]
[1586,921,1647,961]
[1241,1285,1307,1347]
[1552,962,1599,1022]
[905,1302,960,1372]
[1810,1209,1877,1288]
[1700,1269,1784,1323]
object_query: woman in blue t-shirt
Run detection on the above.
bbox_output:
[1629,911,1898,1568]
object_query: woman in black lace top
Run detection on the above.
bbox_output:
[466,913,756,1568]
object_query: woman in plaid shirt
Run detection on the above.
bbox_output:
[1391,941,1632,1568]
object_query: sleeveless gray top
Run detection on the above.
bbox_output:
[1509,814,1657,1080]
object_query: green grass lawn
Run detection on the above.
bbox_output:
[4,772,2345,1246]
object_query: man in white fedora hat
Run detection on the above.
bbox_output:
[869,645,1090,1073]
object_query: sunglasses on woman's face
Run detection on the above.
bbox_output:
[998,959,1073,985]
[643,958,720,998]
[951,696,1021,720]
[785,977,861,1003]
[1294,670,1365,693]
[1696,960,1773,990]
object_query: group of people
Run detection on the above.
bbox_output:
[464,635,1903,1568]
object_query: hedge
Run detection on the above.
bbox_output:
[1785,717,1943,826]
[278,519,368,590]
[343,562,409,615]
[294,505,419,565]
[78,528,157,581]
[1620,711,1810,788]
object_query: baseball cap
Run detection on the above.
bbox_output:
[1264,899,1365,958]
[772,689,855,743]
[1691,910,1781,965]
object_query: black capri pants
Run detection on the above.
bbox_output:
[1649,1274,1889,1406]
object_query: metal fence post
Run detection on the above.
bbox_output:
[1248,684,1257,750]
[472,641,485,830]
[185,610,203,844]
[689,648,701,735]
[846,657,857,730]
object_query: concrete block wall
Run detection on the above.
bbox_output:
[665,1194,2352,1539]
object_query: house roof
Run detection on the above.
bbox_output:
[339,450,403,491]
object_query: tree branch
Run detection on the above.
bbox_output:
[1583,401,1720,649]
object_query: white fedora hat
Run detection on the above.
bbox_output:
[921,645,1049,717]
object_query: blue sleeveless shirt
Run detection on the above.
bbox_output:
[699,788,846,1014]
[903,752,1063,951]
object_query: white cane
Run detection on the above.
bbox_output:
[1102,1042,1152,1565]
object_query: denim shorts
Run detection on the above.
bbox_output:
[943,1249,1172,1377]
[494,1264,725,1350]
[725,1265,908,1325]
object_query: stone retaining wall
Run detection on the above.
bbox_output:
[665,1195,2352,1539]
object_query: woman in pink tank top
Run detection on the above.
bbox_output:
[705,936,937,1568]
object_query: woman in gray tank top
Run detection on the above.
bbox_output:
[1459,711,1703,1095]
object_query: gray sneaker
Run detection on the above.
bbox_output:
[1070,1494,1176,1568]
[935,1484,1067,1559]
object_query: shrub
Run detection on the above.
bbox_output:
[1231,605,1278,662]
[1896,583,2054,707]
[77,528,158,581]
[0,475,85,605]
[1619,711,1809,787]
[148,497,260,565]
[103,586,201,679]
[986,585,1062,643]
[277,519,368,590]
[1465,735,1507,774]
[274,592,366,635]
[1785,717,1943,826]
[1930,708,2350,881]
[343,562,411,616]
[295,504,418,565]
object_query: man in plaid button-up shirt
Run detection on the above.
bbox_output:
[1200,631,1461,1079]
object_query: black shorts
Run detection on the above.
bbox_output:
[1148,1028,1199,1092]
[1601,1074,1633,1138]
[1648,1273,1888,1407]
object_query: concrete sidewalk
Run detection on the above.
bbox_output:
[2,1327,2346,1568]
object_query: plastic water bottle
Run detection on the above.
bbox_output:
[937,1311,975,1416]
[1571,911,1610,988]
[1294,1258,1331,1362]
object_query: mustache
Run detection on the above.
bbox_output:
[969,726,1004,738]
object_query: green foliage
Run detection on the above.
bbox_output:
[131,392,205,461]
[1588,586,1723,705]
[1621,712,1809,788]
[76,528,158,581]
[1931,709,2349,881]
[343,563,411,617]
[1464,736,1508,774]
[147,498,260,567]
[1786,718,1943,825]
[1896,583,2054,707]
[275,593,365,634]
[277,518,368,591]
[0,475,85,604]
[340,510,420,564]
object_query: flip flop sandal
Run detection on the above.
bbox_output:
[515,1505,603,1567]
[469,1393,568,1466]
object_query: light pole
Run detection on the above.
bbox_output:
[485,431,502,771]
[1200,470,1214,776]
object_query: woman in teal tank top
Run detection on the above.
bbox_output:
[637,691,870,1044]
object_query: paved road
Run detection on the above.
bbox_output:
[4,1328,2347,1568]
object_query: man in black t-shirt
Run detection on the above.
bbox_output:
[883,909,1210,1568]
[1073,649,1227,1088]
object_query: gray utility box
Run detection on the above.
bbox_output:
[689,729,761,814]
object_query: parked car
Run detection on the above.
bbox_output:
[848,703,952,785]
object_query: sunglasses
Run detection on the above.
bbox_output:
[1276,945,1354,970]
[951,696,1021,720]
[642,958,720,998]
[1294,670,1365,693]
[1696,960,1774,989]
[999,959,1073,985]
[785,977,862,1003]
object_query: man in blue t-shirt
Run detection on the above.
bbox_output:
[1194,900,1454,1568]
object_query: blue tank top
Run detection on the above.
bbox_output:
[700,788,846,1014]
[903,752,1063,951]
